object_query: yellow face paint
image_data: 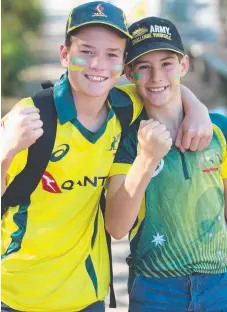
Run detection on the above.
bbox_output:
[175,73,181,84]
[70,64,84,72]
[114,64,122,79]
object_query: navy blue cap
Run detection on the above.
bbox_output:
[126,16,185,64]
[66,1,131,39]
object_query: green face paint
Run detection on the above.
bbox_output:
[114,64,122,72]
[114,64,122,79]
[133,73,141,80]
[175,73,181,84]
[72,57,87,66]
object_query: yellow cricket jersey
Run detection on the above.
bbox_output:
[1,74,143,312]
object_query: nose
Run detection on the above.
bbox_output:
[90,55,106,71]
[150,67,163,83]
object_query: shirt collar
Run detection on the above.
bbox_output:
[53,72,76,125]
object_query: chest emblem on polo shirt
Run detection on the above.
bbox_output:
[41,171,62,193]
[108,134,121,155]
[199,149,221,173]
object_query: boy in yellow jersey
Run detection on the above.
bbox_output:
[1,2,213,312]
[106,16,227,312]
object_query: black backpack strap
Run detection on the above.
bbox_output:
[108,87,134,135]
[100,190,117,308]
[2,86,57,212]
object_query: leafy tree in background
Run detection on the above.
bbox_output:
[2,0,44,96]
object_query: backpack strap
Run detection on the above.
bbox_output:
[100,190,116,308]
[2,85,57,212]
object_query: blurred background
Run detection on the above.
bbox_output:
[2,0,227,116]
[1,0,227,310]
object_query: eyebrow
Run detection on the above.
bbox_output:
[80,44,122,53]
[80,44,95,49]
[107,48,122,53]
[134,55,176,65]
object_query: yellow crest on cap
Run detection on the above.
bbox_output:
[132,27,148,38]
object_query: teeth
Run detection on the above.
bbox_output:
[149,86,166,92]
[86,75,106,82]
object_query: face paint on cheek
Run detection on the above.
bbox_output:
[72,57,87,66]
[175,73,181,84]
[70,64,84,72]
[70,57,87,72]
[114,64,122,79]
[133,73,142,84]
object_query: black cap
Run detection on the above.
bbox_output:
[126,16,185,64]
[66,1,131,39]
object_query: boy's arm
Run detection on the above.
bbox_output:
[1,106,43,195]
[106,120,172,239]
[179,85,212,152]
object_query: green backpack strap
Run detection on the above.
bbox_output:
[1,81,57,216]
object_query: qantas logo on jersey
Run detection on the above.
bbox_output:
[41,172,108,193]
[41,171,62,193]
[61,176,108,190]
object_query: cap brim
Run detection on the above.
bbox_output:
[67,21,132,39]
[126,41,185,65]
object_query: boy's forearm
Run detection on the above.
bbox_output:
[180,84,207,113]
[1,148,16,196]
[106,153,159,239]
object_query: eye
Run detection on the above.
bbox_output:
[138,65,150,70]
[107,53,118,58]
[162,62,173,67]
[81,50,93,55]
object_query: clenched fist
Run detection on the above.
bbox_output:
[138,119,172,161]
[2,105,43,154]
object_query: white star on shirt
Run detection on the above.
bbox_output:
[217,250,223,257]
[209,232,213,239]
[151,233,166,246]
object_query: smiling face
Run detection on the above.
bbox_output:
[60,25,126,98]
[125,50,189,108]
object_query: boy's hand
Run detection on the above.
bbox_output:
[138,120,172,161]
[176,106,212,153]
[2,106,43,155]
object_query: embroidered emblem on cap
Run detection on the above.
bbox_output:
[92,4,107,17]
[132,27,148,38]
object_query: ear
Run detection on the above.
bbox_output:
[124,64,135,83]
[180,55,189,78]
[60,44,69,68]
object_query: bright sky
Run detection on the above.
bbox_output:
[42,0,161,18]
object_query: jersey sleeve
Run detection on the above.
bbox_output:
[210,113,227,179]
[116,84,143,124]
[109,124,138,177]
